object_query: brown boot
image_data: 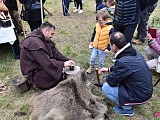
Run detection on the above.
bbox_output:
[86,67,94,74]
[132,40,143,45]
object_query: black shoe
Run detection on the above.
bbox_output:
[64,13,70,16]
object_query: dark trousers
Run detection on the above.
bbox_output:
[28,21,42,31]
[76,0,83,10]
[137,3,157,43]
[12,28,20,60]
[62,0,70,15]
[114,23,137,44]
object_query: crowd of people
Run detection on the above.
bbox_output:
[0,0,159,117]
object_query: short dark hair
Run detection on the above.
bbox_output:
[40,22,55,30]
[110,32,127,49]
[96,10,108,21]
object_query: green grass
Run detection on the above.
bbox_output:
[0,0,160,119]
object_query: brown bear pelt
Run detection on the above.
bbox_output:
[29,70,109,120]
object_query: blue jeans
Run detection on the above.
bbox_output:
[102,82,132,110]
[90,48,106,68]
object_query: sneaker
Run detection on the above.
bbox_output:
[64,13,70,16]
[113,106,134,116]
[78,10,83,14]
[73,9,79,12]
[86,67,94,74]
[132,40,143,45]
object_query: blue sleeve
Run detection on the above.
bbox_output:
[109,28,114,35]
[106,44,111,51]
[105,27,114,50]
[90,27,96,42]
[106,61,132,87]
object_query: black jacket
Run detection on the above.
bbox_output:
[115,0,142,27]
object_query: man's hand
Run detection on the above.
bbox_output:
[100,67,108,73]
[64,60,75,67]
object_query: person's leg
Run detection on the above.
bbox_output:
[62,0,70,15]
[9,10,23,34]
[98,50,106,68]
[86,48,98,73]
[102,82,119,104]
[12,29,20,60]
[137,8,148,43]
[90,48,98,67]
[124,24,137,44]
[28,21,42,31]
[79,0,83,10]
[102,82,134,116]
[145,46,158,60]
[76,0,80,9]
[114,23,125,34]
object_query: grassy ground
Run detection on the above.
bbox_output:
[0,0,160,119]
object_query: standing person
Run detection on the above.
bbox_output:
[100,32,153,116]
[133,0,158,45]
[5,0,23,35]
[86,10,114,74]
[145,30,160,70]
[96,0,103,12]
[114,0,148,44]
[19,0,46,31]
[73,0,83,13]
[62,0,70,16]
[20,22,76,90]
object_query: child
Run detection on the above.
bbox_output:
[97,0,115,22]
[86,10,114,74]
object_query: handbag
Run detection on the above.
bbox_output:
[156,55,160,73]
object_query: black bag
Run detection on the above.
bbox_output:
[20,10,30,21]
[0,18,11,27]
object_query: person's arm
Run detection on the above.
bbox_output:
[147,33,160,54]
[106,61,132,87]
[90,27,96,42]
[106,8,114,20]
[105,27,114,52]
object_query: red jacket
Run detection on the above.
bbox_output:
[20,29,69,90]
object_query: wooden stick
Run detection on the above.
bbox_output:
[43,7,52,16]
[40,0,43,23]
[96,68,100,84]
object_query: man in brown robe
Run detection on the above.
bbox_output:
[20,22,75,90]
